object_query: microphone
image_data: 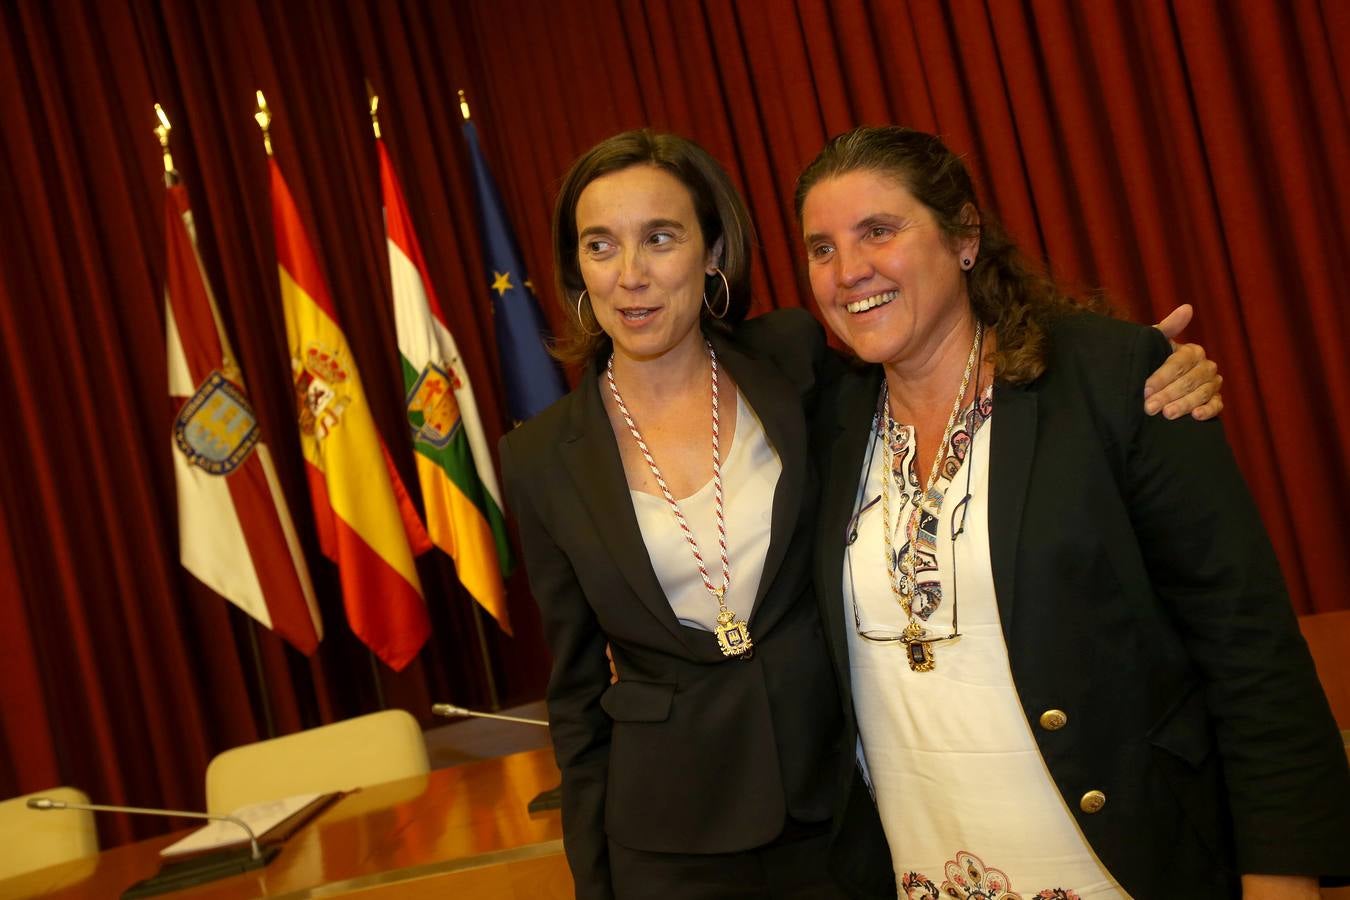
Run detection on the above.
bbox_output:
[431,703,548,726]
[433,704,559,815]
[28,797,264,860]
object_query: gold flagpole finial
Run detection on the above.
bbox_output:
[153,103,177,183]
[458,89,471,122]
[366,79,381,140]
[254,89,273,157]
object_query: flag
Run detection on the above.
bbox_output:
[268,159,430,670]
[379,140,515,632]
[461,120,565,423]
[165,182,321,654]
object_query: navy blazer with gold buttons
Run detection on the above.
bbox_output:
[812,312,1350,898]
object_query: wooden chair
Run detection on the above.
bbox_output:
[205,709,429,814]
[0,786,98,879]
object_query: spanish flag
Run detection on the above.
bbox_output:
[166,182,322,654]
[268,160,429,670]
[379,141,514,632]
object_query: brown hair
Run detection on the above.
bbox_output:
[794,126,1101,383]
[551,130,755,364]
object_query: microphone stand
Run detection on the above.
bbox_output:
[29,795,282,895]
[431,703,548,726]
[29,797,263,860]
[431,703,560,812]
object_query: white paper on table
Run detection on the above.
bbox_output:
[159,793,322,857]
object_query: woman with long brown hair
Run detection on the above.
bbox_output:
[798,125,1350,899]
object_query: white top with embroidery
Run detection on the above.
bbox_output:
[633,391,780,632]
[844,390,1130,899]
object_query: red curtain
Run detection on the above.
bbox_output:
[466,0,1349,612]
[0,0,552,845]
[1,0,1345,848]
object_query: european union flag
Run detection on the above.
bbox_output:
[462,120,566,423]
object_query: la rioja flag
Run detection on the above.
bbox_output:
[379,140,514,632]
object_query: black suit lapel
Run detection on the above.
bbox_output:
[816,366,884,713]
[559,365,694,649]
[712,333,805,619]
[988,381,1037,635]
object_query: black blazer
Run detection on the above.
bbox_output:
[813,313,1350,898]
[501,310,866,899]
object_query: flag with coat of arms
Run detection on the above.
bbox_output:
[165,180,322,654]
[267,157,433,671]
[378,137,514,632]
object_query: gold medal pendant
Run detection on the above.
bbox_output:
[906,639,935,672]
[901,620,935,672]
[715,608,753,657]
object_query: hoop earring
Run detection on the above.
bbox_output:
[575,290,603,337]
[703,268,731,319]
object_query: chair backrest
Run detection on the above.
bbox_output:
[0,786,98,879]
[205,709,429,814]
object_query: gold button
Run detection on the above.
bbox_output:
[1039,709,1068,731]
[1080,790,1106,814]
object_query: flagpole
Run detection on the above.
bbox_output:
[246,618,278,739]
[267,85,387,709]
[373,84,503,710]
[153,103,177,189]
[470,604,501,710]
[454,88,505,711]
[158,101,277,739]
[254,90,273,158]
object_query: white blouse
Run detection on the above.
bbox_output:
[844,395,1130,899]
[632,391,780,632]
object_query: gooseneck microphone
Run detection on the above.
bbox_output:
[27,797,264,860]
[432,704,559,814]
[431,703,548,726]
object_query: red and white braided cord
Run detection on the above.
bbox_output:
[606,341,730,604]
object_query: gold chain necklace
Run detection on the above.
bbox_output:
[879,321,983,672]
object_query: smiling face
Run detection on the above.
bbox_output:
[801,169,979,370]
[575,164,721,364]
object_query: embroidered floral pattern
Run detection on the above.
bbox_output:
[901,871,942,899]
[941,850,1021,899]
[902,850,1082,900]
[874,384,994,621]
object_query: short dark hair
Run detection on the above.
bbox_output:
[795,126,1098,383]
[551,130,755,364]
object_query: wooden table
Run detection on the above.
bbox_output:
[0,748,573,899]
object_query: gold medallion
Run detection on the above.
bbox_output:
[715,608,753,657]
[901,620,935,672]
[906,639,936,672]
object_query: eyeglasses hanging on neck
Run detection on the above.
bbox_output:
[843,401,979,648]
